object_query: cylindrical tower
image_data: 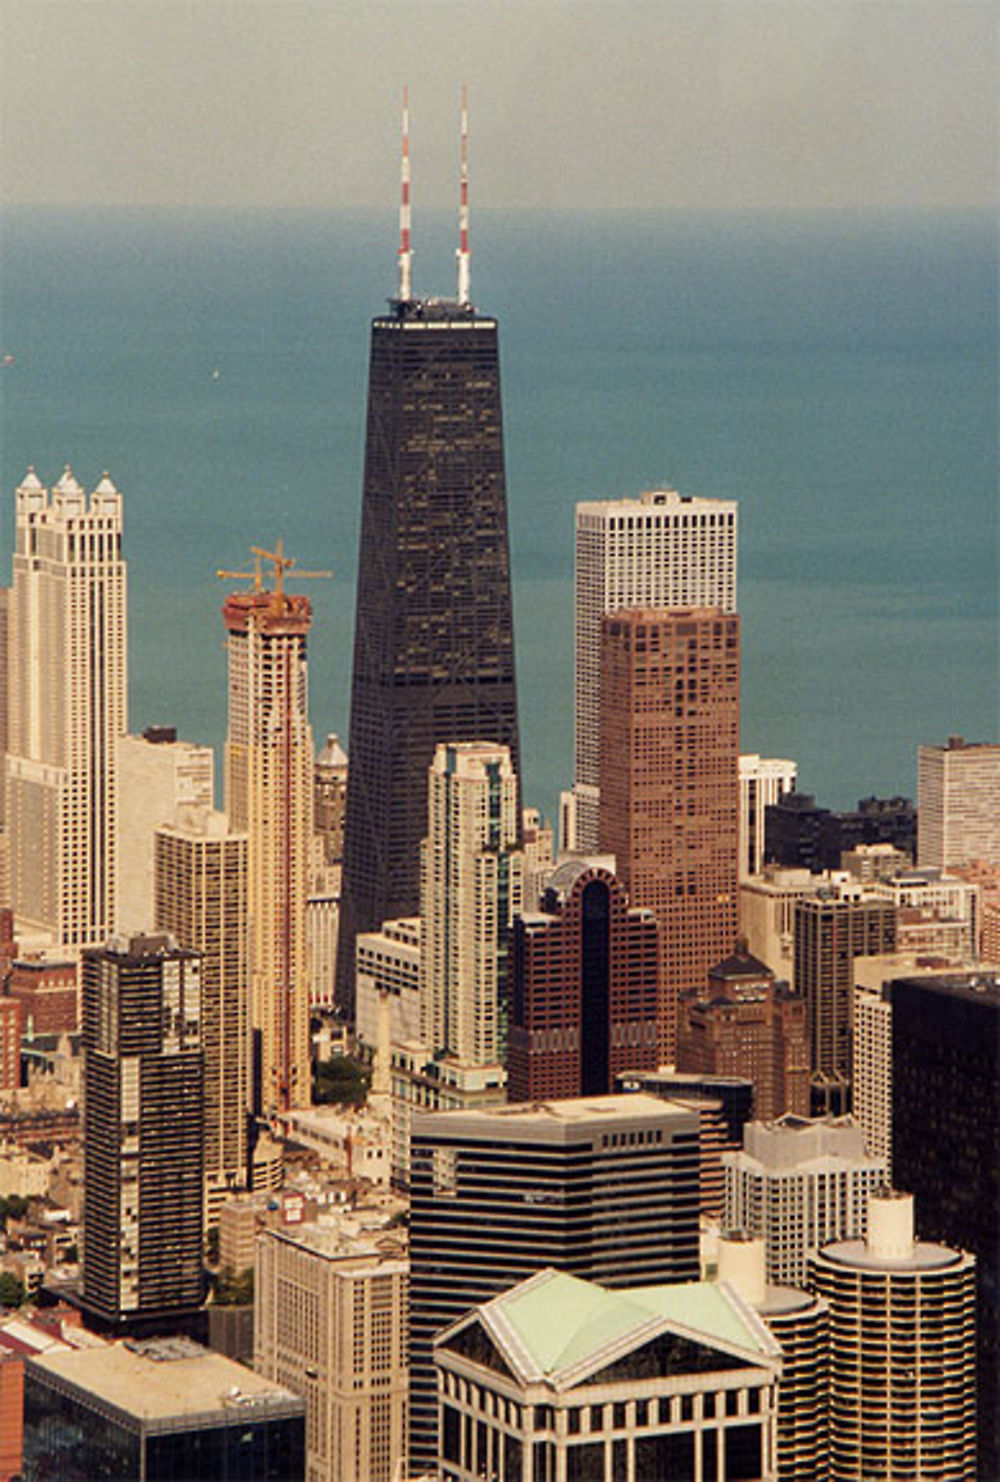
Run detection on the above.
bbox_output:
[718,1231,829,1481]
[809,1189,977,1481]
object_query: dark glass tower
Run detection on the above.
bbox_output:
[337,295,520,1016]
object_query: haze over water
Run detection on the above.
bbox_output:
[1,207,995,823]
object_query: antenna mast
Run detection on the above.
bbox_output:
[456,84,470,306]
[398,85,412,301]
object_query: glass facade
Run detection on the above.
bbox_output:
[23,1371,305,1482]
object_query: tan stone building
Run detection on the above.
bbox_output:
[155,803,249,1224]
[6,467,126,949]
[254,1219,408,1482]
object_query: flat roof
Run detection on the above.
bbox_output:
[28,1339,303,1425]
[414,1092,697,1143]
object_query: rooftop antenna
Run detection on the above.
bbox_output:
[456,84,470,306]
[398,85,412,301]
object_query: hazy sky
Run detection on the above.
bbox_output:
[2,0,996,212]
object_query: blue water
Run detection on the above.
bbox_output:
[1,208,996,821]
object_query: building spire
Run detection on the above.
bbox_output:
[456,84,470,306]
[398,85,412,301]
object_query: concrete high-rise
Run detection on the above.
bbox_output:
[918,735,1000,868]
[739,754,797,878]
[891,971,1000,1477]
[793,879,896,1112]
[7,467,126,949]
[116,727,213,937]
[573,489,737,850]
[508,857,660,1101]
[81,933,204,1328]
[254,1220,408,1482]
[810,1189,977,1482]
[419,742,523,1068]
[223,562,313,1116]
[337,105,519,1017]
[723,1113,885,1288]
[154,804,249,1223]
[599,607,740,1059]
[408,1093,700,1470]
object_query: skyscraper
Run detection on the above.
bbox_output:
[222,553,314,1116]
[572,489,737,850]
[337,95,519,1017]
[420,742,523,1067]
[599,606,740,1060]
[154,803,249,1222]
[408,1094,701,1470]
[507,857,660,1101]
[6,466,127,948]
[917,735,1000,868]
[738,753,797,878]
[81,933,204,1328]
[891,972,1000,1477]
[793,880,896,1112]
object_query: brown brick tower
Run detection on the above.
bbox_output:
[599,607,740,1060]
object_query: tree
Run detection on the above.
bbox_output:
[213,1266,254,1306]
[313,1052,370,1107]
[0,1272,24,1309]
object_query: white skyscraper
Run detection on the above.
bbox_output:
[739,754,798,878]
[419,742,523,1066]
[7,466,127,948]
[573,488,737,849]
[723,1113,886,1287]
[918,736,1000,869]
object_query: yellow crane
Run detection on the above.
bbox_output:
[216,537,331,604]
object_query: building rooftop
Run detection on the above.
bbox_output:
[438,1268,778,1390]
[28,1338,303,1425]
[576,488,737,517]
[414,1092,696,1143]
[890,971,1000,1007]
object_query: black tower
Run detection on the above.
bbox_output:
[336,98,519,1016]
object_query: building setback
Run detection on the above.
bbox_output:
[599,607,740,1061]
[80,933,204,1328]
[890,972,1000,1479]
[508,857,660,1102]
[407,1093,700,1472]
[572,489,737,851]
[6,467,126,949]
[677,947,810,1121]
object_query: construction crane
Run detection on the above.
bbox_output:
[216,537,331,608]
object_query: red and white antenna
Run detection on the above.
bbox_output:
[456,84,470,306]
[398,85,412,301]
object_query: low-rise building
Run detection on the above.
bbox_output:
[23,1337,305,1481]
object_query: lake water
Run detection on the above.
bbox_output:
[1,207,995,821]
